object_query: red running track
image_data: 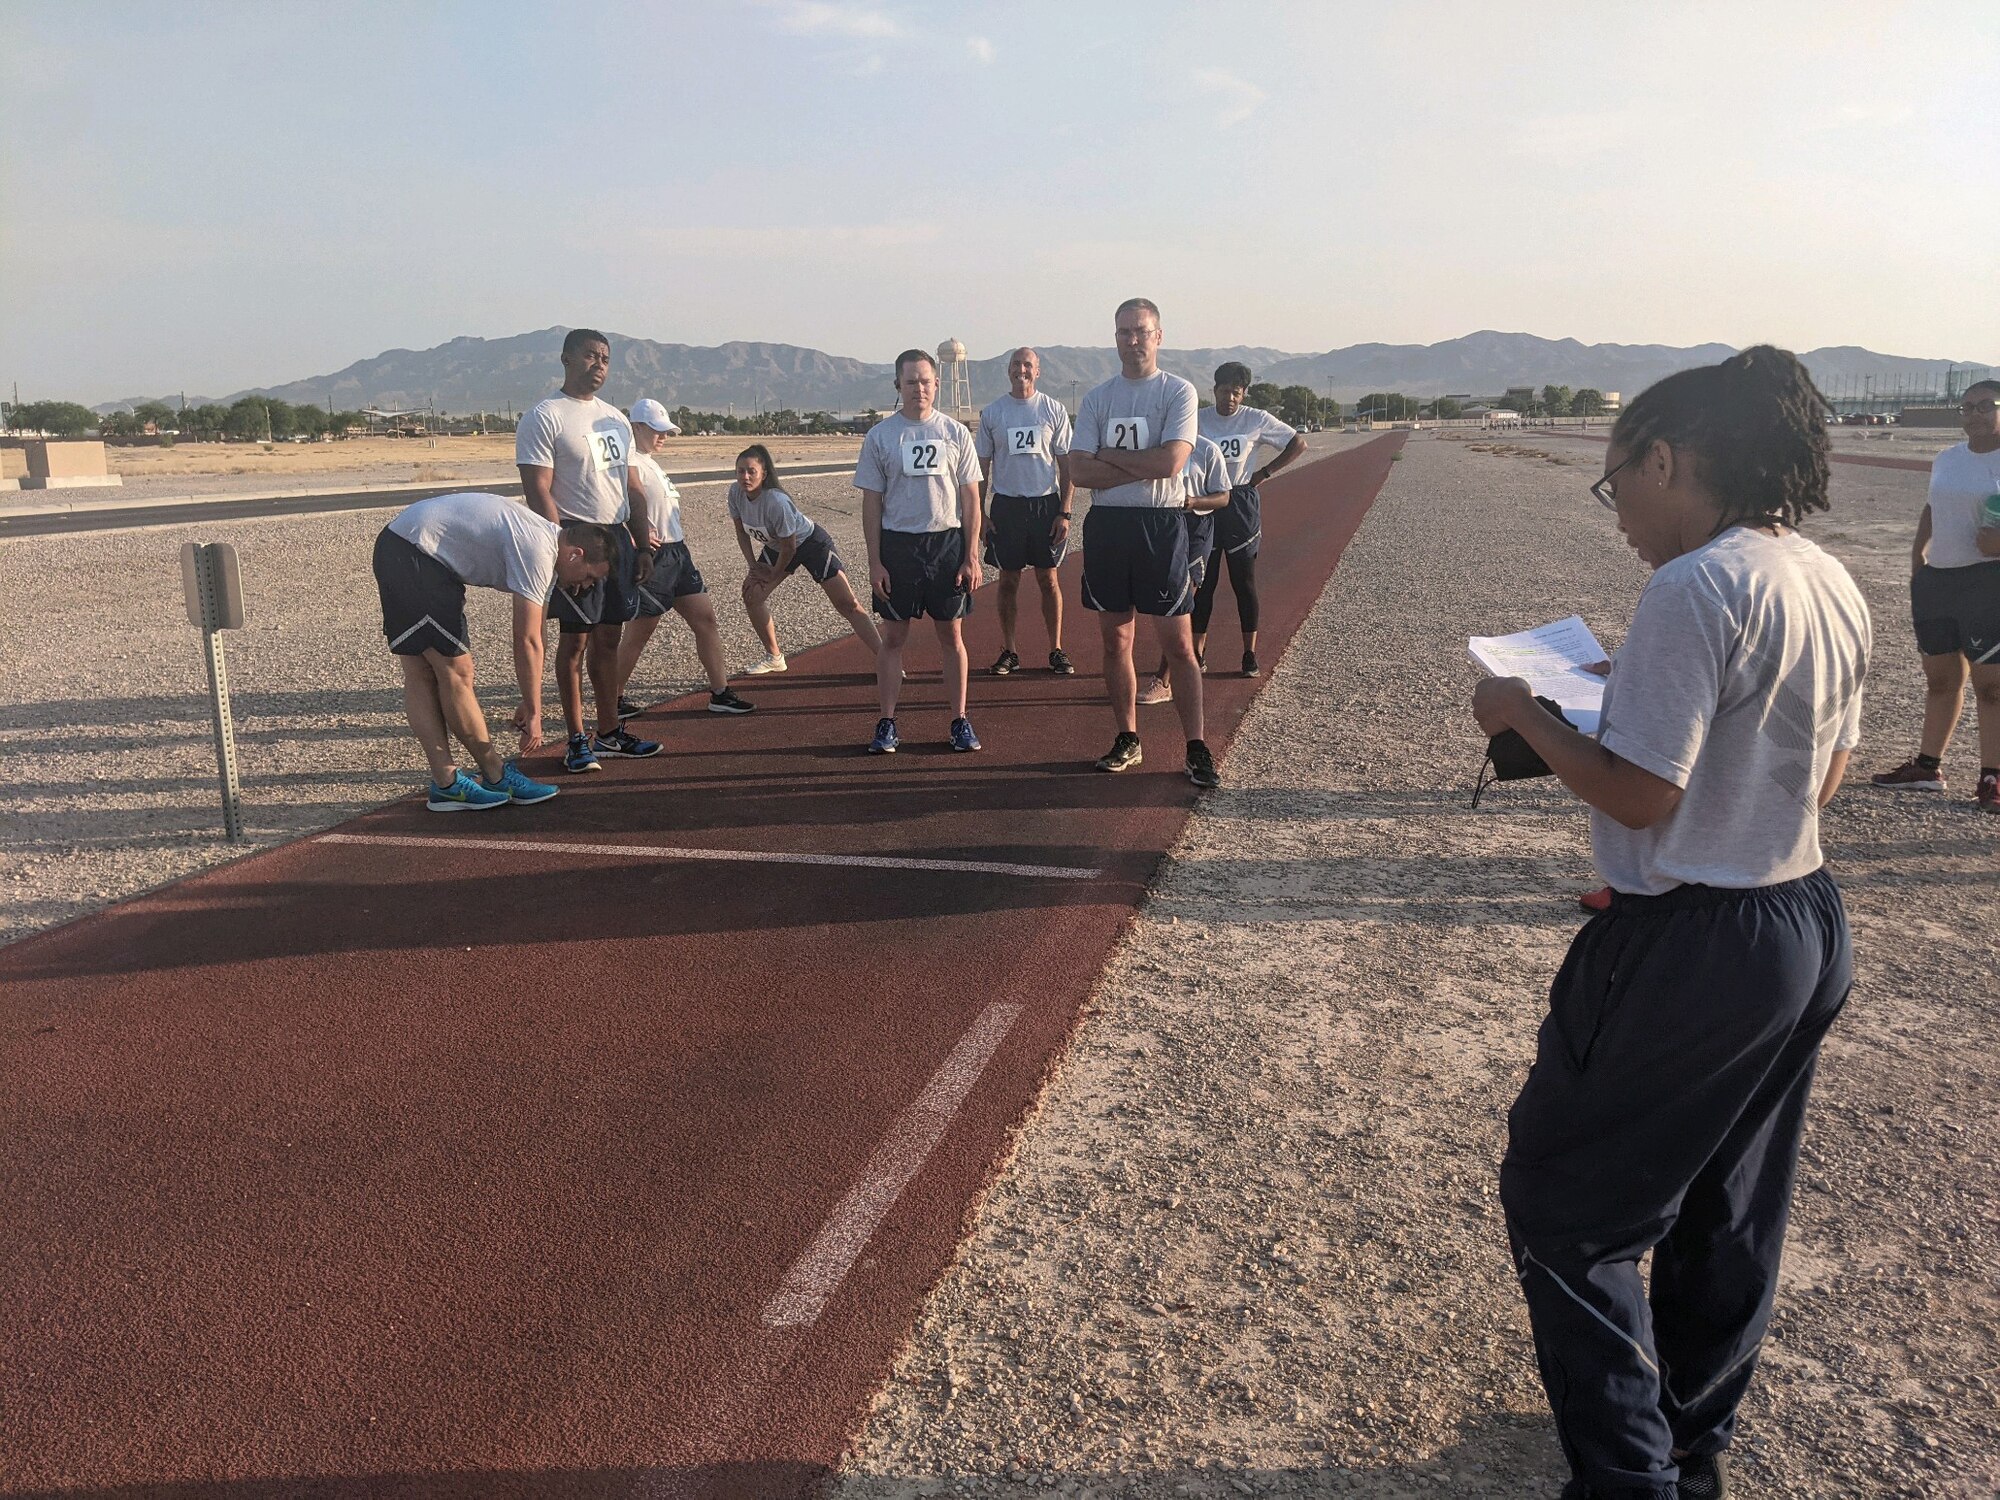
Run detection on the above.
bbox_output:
[0,434,1405,1500]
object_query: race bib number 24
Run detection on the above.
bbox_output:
[902,438,946,477]
[1007,426,1045,457]
[1107,416,1150,451]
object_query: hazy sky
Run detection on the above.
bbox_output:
[3,0,1995,402]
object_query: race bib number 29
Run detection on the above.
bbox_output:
[902,438,946,478]
[590,427,627,472]
[1216,435,1247,463]
[1107,416,1150,451]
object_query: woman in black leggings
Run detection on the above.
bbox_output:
[1193,362,1307,675]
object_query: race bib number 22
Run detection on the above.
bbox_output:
[1107,416,1150,451]
[902,438,946,477]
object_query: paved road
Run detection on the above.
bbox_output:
[0,436,1404,1499]
[0,464,859,539]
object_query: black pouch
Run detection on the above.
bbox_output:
[1471,696,1577,808]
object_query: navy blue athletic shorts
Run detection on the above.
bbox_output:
[374,527,471,657]
[635,539,707,617]
[1214,483,1262,559]
[759,524,845,583]
[1911,560,2000,663]
[1185,507,1217,590]
[1081,506,1193,617]
[984,492,1069,572]
[551,523,641,633]
[874,528,971,622]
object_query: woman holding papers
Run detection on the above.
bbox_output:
[1469,347,1870,1500]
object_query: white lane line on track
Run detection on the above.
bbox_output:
[761,1000,1024,1329]
[316,832,1100,881]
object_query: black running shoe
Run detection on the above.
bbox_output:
[1242,650,1261,678]
[617,695,643,722]
[1185,739,1220,788]
[989,650,1021,676]
[707,687,754,714]
[1095,731,1142,773]
[1048,647,1075,676]
[1677,1452,1730,1499]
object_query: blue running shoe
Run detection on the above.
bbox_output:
[484,762,559,805]
[591,726,661,759]
[427,770,511,812]
[949,716,981,752]
[564,732,601,773]
[869,716,899,754]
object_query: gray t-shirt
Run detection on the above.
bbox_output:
[975,391,1072,498]
[514,394,633,524]
[1073,370,1199,509]
[728,483,815,551]
[1592,528,1871,895]
[387,491,559,601]
[1925,441,2000,569]
[1185,435,1231,502]
[854,410,981,533]
[1198,405,1297,487]
[631,452,683,544]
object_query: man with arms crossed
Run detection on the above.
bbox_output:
[1069,298,1218,787]
[976,347,1076,677]
[515,327,661,774]
[612,398,756,719]
[857,350,984,754]
[1194,362,1309,676]
[372,490,610,809]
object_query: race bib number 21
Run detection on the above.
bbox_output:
[1107,416,1150,451]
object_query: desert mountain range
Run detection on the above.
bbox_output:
[98,329,1995,415]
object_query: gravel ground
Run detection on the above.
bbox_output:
[0,471,878,944]
[829,435,1998,1499]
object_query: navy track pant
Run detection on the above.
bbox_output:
[1499,869,1852,1499]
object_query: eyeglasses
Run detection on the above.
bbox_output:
[1961,399,1998,415]
[1591,451,1637,510]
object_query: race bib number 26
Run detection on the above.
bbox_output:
[590,427,627,472]
[1107,416,1150,451]
[902,438,946,478]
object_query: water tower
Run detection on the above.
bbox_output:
[937,338,972,421]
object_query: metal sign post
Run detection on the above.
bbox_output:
[179,541,247,841]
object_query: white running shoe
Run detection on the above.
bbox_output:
[744,654,788,675]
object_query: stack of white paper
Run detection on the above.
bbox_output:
[1468,615,1609,736]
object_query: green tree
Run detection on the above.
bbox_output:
[291,403,328,439]
[1355,392,1419,420]
[225,396,270,441]
[1433,397,1464,420]
[1542,385,1574,418]
[1572,388,1607,417]
[328,410,364,437]
[12,400,98,436]
[99,410,141,437]
[1246,382,1282,413]
[1277,384,1318,429]
[133,400,177,429]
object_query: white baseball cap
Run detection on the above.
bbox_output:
[629,398,681,434]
